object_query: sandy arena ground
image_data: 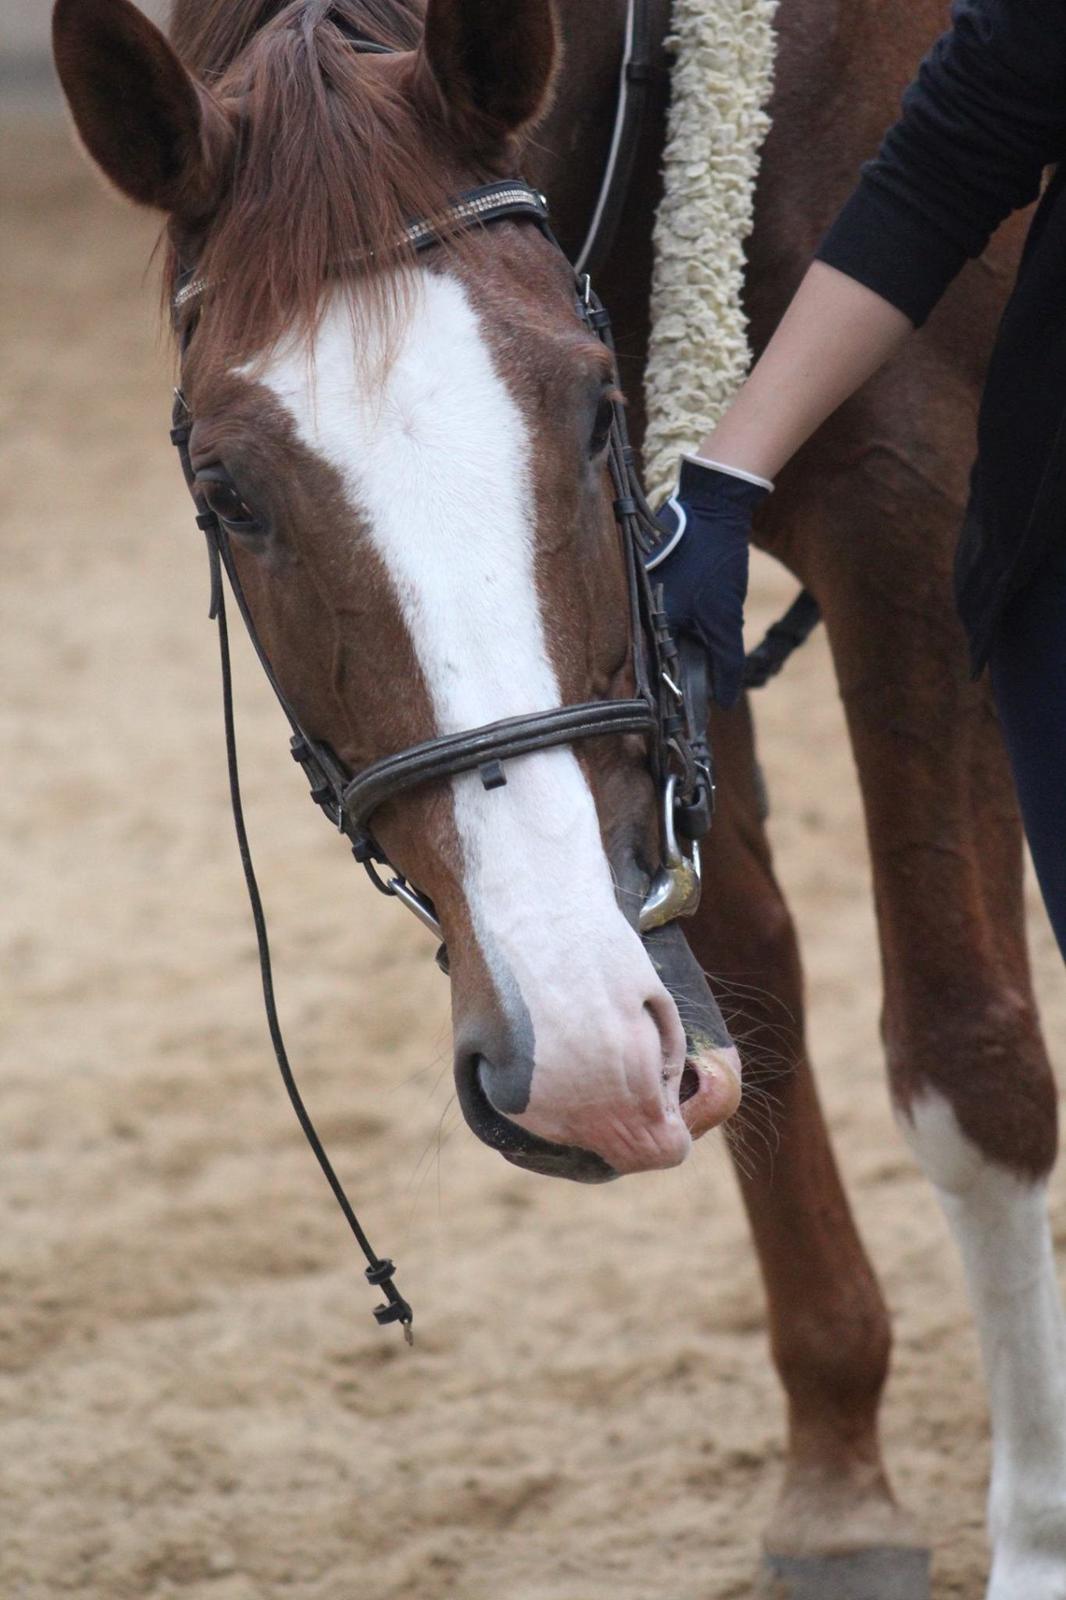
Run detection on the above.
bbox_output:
[2,117,1064,1600]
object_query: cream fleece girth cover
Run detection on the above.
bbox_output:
[643,0,780,505]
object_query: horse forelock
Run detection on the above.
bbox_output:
[167,0,476,363]
[170,0,425,79]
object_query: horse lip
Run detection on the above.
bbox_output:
[455,1054,618,1184]
[500,1143,619,1182]
[678,1046,743,1138]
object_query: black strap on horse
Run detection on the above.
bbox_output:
[572,0,654,281]
[743,589,822,690]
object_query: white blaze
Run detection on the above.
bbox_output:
[258,277,684,1145]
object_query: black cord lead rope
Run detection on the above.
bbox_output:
[213,553,414,1344]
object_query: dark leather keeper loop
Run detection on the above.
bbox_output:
[365,1258,397,1287]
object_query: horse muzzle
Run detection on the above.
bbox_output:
[452,922,740,1182]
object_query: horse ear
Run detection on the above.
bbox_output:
[416,0,557,156]
[52,0,233,216]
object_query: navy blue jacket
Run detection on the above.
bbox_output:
[816,0,1066,670]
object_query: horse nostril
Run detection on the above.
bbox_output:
[472,1053,492,1100]
[643,989,685,1074]
[643,996,666,1050]
[679,1062,701,1103]
[453,1047,481,1108]
[473,1052,531,1118]
[454,1045,533,1122]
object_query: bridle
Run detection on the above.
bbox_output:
[167,28,713,1343]
[172,185,712,946]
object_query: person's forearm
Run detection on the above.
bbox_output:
[696,261,914,481]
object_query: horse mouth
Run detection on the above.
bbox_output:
[641,921,742,1139]
[452,924,740,1182]
[677,1044,743,1138]
[456,1038,740,1183]
[457,1054,619,1184]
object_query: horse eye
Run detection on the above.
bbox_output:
[589,393,615,458]
[198,474,259,532]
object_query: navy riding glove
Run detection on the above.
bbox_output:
[648,456,772,709]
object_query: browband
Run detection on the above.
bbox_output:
[173,180,551,314]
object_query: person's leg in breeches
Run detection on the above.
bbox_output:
[989,538,1066,962]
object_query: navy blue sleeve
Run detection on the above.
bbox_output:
[817,0,1066,326]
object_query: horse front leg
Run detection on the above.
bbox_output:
[901,1095,1066,1599]
[688,699,931,1600]
[811,441,1066,1600]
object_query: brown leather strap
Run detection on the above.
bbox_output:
[341,699,658,835]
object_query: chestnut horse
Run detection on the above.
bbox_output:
[51,0,1064,1596]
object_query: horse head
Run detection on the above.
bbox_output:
[53,0,742,1181]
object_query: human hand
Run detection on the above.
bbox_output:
[647,456,772,708]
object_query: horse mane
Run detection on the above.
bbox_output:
[168,0,475,361]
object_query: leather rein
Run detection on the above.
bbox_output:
[168,30,711,1344]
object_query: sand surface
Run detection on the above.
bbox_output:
[2,120,1064,1600]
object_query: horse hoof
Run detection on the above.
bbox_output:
[759,1546,931,1600]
